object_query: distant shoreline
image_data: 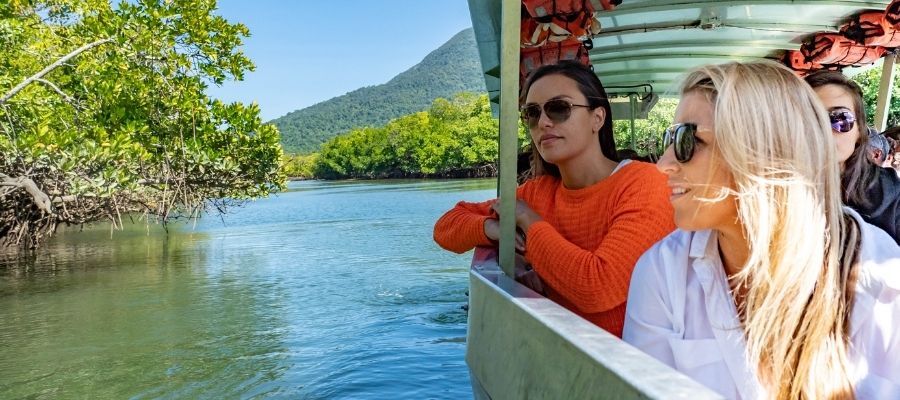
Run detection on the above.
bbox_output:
[287,163,499,181]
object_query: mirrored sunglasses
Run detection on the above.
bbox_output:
[829,108,856,133]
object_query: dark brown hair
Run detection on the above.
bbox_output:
[520,61,617,178]
[883,125,900,146]
[883,125,900,154]
[804,70,876,208]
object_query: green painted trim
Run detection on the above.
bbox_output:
[498,0,520,278]
[591,53,765,65]
[589,40,795,55]
[594,20,838,39]
[603,0,891,18]
[875,55,897,132]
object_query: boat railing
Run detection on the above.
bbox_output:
[466,247,724,400]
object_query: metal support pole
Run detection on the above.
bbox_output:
[629,94,637,150]
[874,54,897,132]
[498,0,520,278]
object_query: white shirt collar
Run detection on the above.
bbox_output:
[683,229,760,399]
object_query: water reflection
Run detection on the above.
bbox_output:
[0,222,290,398]
[0,180,489,398]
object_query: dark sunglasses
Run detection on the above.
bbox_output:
[662,123,698,163]
[829,108,856,133]
[520,99,592,128]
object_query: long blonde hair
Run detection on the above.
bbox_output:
[681,61,860,399]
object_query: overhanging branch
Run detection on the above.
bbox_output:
[0,173,53,214]
[0,37,113,105]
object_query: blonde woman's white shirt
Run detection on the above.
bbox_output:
[622,208,900,400]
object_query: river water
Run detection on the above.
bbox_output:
[0,179,496,399]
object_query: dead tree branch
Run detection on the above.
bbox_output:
[0,173,53,214]
[33,78,76,103]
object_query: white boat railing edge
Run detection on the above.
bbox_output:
[466,258,725,400]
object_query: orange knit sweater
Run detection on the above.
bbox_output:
[433,161,675,337]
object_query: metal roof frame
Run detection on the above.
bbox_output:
[470,0,895,106]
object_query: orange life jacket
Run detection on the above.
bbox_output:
[556,10,598,41]
[802,33,886,66]
[523,0,591,18]
[841,11,900,48]
[521,39,591,81]
[522,16,551,47]
[886,0,900,27]
[783,50,822,76]
[522,0,600,47]
[522,12,597,47]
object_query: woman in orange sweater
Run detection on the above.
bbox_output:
[433,61,674,337]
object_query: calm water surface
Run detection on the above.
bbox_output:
[0,179,496,399]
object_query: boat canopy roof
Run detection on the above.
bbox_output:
[469,0,895,118]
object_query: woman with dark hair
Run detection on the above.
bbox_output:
[805,70,900,244]
[433,61,675,337]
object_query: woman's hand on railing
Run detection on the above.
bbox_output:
[491,199,543,232]
[484,218,525,252]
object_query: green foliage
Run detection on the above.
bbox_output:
[0,0,284,248]
[852,63,900,128]
[271,28,487,154]
[282,153,318,179]
[311,93,525,179]
[612,98,678,158]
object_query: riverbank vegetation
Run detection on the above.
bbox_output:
[283,93,521,180]
[1,0,284,249]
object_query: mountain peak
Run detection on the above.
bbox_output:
[272,28,485,154]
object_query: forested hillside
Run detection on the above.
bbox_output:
[271,28,486,154]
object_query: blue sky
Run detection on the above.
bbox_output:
[206,1,474,121]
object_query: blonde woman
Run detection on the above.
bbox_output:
[622,61,900,399]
